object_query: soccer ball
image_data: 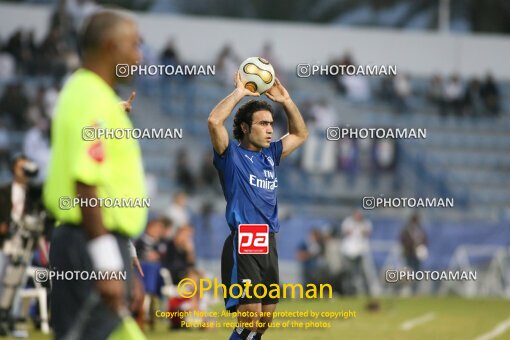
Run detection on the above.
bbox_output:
[238,57,276,94]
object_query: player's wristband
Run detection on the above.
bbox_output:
[86,234,124,271]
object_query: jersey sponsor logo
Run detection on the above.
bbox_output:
[87,141,104,163]
[248,169,277,191]
[238,224,269,254]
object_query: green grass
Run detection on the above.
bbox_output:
[28,297,510,339]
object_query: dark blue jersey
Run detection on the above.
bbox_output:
[213,140,283,233]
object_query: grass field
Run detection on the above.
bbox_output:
[27,296,510,339]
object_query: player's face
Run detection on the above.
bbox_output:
[248,110,273,149]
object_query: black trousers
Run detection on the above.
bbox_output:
[49,224,133,340]
[221,232,279,311]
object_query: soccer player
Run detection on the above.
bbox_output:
[43,10,146,339]
[208,72,308,340]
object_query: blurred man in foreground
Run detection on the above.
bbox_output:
[43,9,147,339]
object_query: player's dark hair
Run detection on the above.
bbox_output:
[233,100,274,141]
[78,9,132,56]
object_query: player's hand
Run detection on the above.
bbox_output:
[132,256,144,277]
[120,91,136,113]
[130,275,144,312]
[96,279,125,312]
[265,78,291,104]
[234,71,260,97]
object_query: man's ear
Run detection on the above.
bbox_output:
[241,122,249,134]
[103,37,119,58]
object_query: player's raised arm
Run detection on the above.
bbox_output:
[265,78,308,159]
[208,72,259,155]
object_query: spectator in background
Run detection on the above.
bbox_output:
[377,75,395,104]
[332,52,372,101]
[166,191,190,230]
[443,75,463,116]
[298,99,315,126]
[159,37,196,115]
[216,44,240,87]
[49,0,74,46]
[135,216,172,331]
[330,53,355,94]
[163,224,195,285]
[4,30,21,59]
[159,216,174,242]
[175,148,195,193]
[0,83,30,130]
[296,228,326,285]
[38,27,67,79]
[400,213,428,273]
[310,98,336,130]
[135,217,172,263]
[167,267,212,330]
[3,29,34,69]
[323,226,347,294]
[160,38,179,66]
[259,42,276,63]
[0,52,15,82]
[328,56,344,94]
[427,75,445,115]
[0,155,45,335]
[463,78,484,116]
[341,210,372,295]
[393,73,412,114]
[370,136,397,189]
[259,42,283,83]
[26,103,43,131]
[0,155,42,248]
[22,118,51,181]
[19,30,37,76]
[32,86,48,121]
[158,38,180,100]
[43,82,60,119]
[135,37,157,96]
[341,74,371,102]
[480,73,500,116]
[339,138,360,187]
[0,121,9,173]
[199,152,220,194]
[194,202,215,258]
[66,0,100,33]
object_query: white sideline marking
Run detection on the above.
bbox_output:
[475,317,510,340]
[400,312,436,331]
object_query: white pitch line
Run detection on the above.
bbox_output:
[400,312,436,331]
[475,317,510,340]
